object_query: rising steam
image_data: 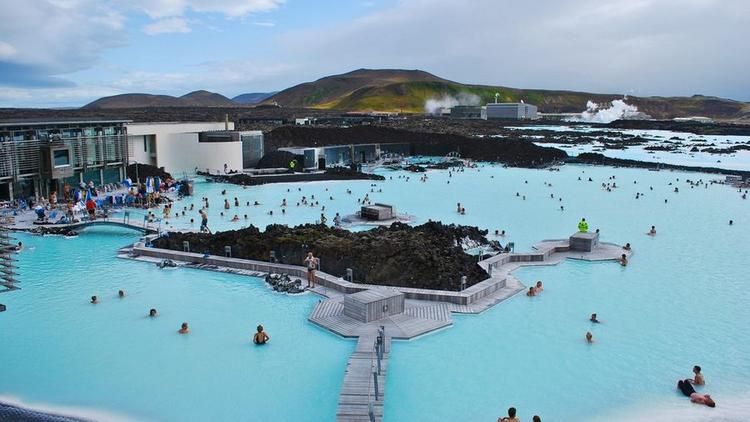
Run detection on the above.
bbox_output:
[424,92,481,115]
[568,99,643,123]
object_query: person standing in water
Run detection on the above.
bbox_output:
[578,218,589,232]
[304,252,319,289]
[199,210,211,233]
[687,365,705,386]
[253,325,270,345]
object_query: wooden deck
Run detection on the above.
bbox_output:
[309,297,453,339]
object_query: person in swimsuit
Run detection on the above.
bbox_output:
[149,308,157,317]
[118,290,125,298]
[498,407,520,422]
[586,331,594,343]
[648,225,656,236]
[623,243,631,251]
[677,379,715,407]
[688,365,705,385]
[304,252,318,288]
[590,313,600,323]
[535,281,543,293]
[90,295,98,304]
[620,254,628,266]
[526,287,536,297]
[178,322,189,334]
[199,210,211,233]
[253,325,270,345]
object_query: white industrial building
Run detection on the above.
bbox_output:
[485,103,538,120]
[127,122,264,175]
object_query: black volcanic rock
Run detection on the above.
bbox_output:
[570,153,750,177]
[126,163,172,181]
[152,222,494,290]
[265,126,567,167]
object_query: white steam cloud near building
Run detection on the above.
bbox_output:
[568,99,643,123]
[424,92,481,114]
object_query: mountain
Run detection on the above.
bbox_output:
[83,91,238,109]
[264,69,749,120]
[267,68,448,109]
[83,93,187,109]
[180,90,237,107]
[233,92,277,104]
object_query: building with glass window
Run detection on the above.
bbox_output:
[0,118,130,201]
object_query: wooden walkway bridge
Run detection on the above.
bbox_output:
[45,219,159,234]
[337,333,390,422]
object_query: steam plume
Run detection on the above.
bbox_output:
[425,92,480,115]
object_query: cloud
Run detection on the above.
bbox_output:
[0,62,76,89]
[131,0,285,19]
[143,17,191,35]
[0,0,125,87]
[0,84,122,108]
[280,0,750,100]
[252,21,276,27]
[0,41,16,59]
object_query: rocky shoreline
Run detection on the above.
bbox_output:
[568,153,750,178]
[152,222,498,290]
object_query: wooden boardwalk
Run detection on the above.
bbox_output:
[337,334,390,422]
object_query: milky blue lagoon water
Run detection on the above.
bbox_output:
[0,229,353,421]
[1,150,749,421]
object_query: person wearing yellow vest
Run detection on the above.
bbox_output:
[578,218,589,232]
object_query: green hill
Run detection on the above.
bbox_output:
[266,69,749,120]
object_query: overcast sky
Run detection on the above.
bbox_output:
[0,0,748,107]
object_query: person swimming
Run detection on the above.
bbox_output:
[231,215,239,222]
[178,322,189,334]
[526,287,536,297]
[648,225,657,235]
[590,313,600,323]
[677,379,715,407]
[623,243,631,250]
[535,281,543,293]
[586,331,594,343]
[149,308,157,317]
[253,325,270,345]
[90,295,98,304]
[620,254,628,266]
[118,289,125,298]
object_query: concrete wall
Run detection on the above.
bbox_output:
[126,122,238,175]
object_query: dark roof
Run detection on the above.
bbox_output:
[0,118,132,128]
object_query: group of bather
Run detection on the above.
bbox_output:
[89,289,270,345]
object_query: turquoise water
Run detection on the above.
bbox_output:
[1,159,749,421]
[382,165,750,421]
[0,228,353,421]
